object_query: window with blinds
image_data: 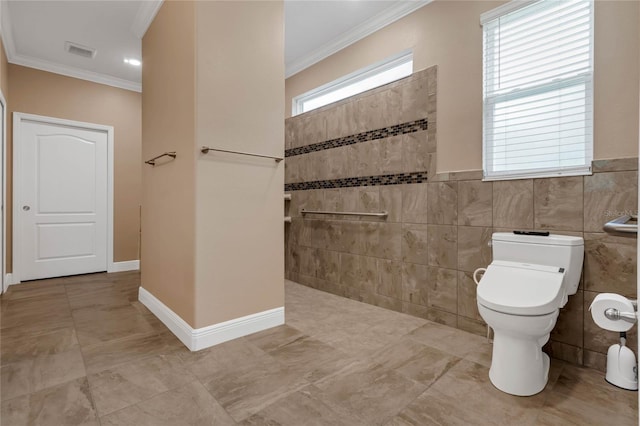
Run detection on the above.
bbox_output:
[481,0,593,180]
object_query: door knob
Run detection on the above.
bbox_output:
[22,205,30,211]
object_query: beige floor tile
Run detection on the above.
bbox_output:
[1,325,79,365]
[201,353,309,421]
[313,360,427,425]
[81,331,181,374]
[406,321,489,358]
[541,364,638,425]
[72,304,156,346]
[100,381,235,426]
[368,337,460,385]
[241,385,368,426]
[246,324,306,352]
[87,353,196,416]
[1,377,99,426]
[1,348,87,401]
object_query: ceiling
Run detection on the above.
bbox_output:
[1,0,429,92]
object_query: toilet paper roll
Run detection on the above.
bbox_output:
[589,293,636,332]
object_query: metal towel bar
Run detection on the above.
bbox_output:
[145,151,176,166]
[300,209,388,218]
[200,146,283,162]
[603,215,638,234]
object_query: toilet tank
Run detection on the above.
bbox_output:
[492,233,584,295]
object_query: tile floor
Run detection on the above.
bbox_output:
[0,271,637,425]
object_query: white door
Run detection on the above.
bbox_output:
[19,120,108,281]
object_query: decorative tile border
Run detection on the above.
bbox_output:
[285,171,429,191]
[285,118,428,157]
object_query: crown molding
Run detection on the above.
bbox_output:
[0,1,141,92]
[131,0,164,39]
[285,0,432,79]
[9,54,141,92]
[1,1,16,61]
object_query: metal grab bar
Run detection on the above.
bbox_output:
[603,215,638,234]
[301,209,388,218]
[200,146,283,162]
[145,151,176,166]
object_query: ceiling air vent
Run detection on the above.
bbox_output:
[64,41,97,59]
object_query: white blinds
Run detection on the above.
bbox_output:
[482,0,593,180]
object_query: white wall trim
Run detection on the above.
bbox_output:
[138,286,285,351]
[110,260,140,273]
[0,2,141,93]
[285,0,432,78]
[4,273,13,289]
[12,112,115,284]
[0,90,6,294]
[8,54,141,93]
[131,0,164,39]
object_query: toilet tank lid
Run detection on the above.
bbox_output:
[493,232,583,246]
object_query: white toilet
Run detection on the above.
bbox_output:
[476,232,584,396]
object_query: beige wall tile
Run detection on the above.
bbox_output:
[427,225,457,269]
[299,246,319,277]
[458,180,492,227]
[358,188,381,217]
[402,131,431,173]
[426,182,457,225]
[359,255,379,294]
[534,176,584,231]
[550,290,583,348]
[402,263,429,306]
[325,103,353,141]
[377,260,403,300]
[317,250,340,283]
[340,221,361,254]
[457,227,492,272]
[492,179,534,229]
[402,224,429,265]
[380,136,404,174]
[379,223,403,261]
[583,350,606,373]
[456,317,486,337]
[284,117,298,150]
[543,341,583,365]
[356,88,402,132]
[402,183,429,224]
[401,77,429,123]
[300,112,326,146]
[584,171,638,233]
[380,186,402,223]
[457,271,481,321]
[583,233,637,295]
[350,141,380,177]
[426,267,457,313]
[339,253,362,290]
[591,157,638,173]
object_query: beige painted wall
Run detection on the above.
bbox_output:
[7,64,141,274]
[285,0,640,173]
[0,36,8,100]
[141,0,196,325]
[194,1,284,327]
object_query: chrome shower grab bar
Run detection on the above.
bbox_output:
[300,209,388,218]
[603,215,638,234]
[200,146,283,162]
[145,151,176,166]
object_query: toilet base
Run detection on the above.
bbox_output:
[489,331,550,396]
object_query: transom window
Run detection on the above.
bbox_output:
[292,51,413,116]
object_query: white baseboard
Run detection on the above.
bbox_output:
[138,286,285,351]
[109,260,140,273]
[3,273,13,292]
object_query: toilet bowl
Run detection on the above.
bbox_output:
[476,233,584,396]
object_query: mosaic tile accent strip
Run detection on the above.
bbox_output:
[285,171,429,191]
[285,118,428,157]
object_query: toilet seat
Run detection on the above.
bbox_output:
[477,260,565,316]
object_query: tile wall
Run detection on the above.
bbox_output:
[284,66,638,370]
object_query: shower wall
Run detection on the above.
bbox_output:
[284,67,638,371]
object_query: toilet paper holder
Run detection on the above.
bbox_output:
[604,299,638,324]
